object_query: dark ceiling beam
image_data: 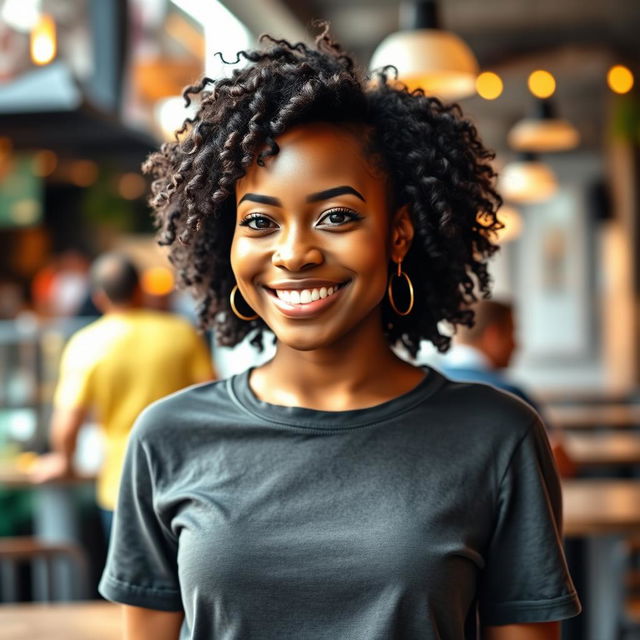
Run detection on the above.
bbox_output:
[278,0,323,29]
[86,0,128,114]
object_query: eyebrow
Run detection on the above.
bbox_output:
[307,186,366,203]
[238,185,366,207]
[238,193,282,206]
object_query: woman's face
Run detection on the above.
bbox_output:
[232,122,412,351]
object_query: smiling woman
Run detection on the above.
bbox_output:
[98,23,581,640]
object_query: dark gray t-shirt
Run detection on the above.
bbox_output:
[99,367,580,639]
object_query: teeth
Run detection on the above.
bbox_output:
[273,285,342,305]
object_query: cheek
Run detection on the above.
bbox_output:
[230,235,260,281]
[346,228,391,281]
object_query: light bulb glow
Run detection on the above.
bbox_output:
[32,150,58,177]
[476,72,503,100]
[30,14,57,65]
[117,173,146,200]
[69,160,98,187]
[528,70,556,99]
[500,160,558,203]
[476,206,522,243]
[141,267,175,296]
[607,65,634,94]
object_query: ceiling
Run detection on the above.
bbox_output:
[228,0,640,154]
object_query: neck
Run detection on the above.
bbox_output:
[105,301,140,314]
[252,312,424,411]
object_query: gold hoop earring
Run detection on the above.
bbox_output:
[230,285,258,321]
[387,261,414,316]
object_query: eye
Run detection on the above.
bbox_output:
[316,208,363,228]
[239,214,278,231]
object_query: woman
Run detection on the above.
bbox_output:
[99,26,580,640]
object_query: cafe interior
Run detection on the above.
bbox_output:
[0,0,639,638]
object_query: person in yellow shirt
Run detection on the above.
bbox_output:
[31,252,215,537]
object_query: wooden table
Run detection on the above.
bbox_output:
[549,404,640,430]
[563,479,640,536]
[564,432,640,467]
[0,601,120,640]
[562,479,640,640]
[0,465,94,542]
[0,465,96,600]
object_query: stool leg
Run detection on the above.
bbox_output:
[0,558,18,602]
[32,555,50,601]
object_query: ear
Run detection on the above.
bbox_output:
[389,205,414,264]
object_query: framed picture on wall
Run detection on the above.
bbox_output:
[515,186,596,363]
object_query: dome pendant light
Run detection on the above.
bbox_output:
[369,0,479,101]
[499,152,558,204]
[508,70,579,153]
[508,99,580,153]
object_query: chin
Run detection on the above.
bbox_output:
[266,321,345,352]
[274,332,336,352]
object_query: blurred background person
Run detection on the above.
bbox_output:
[440,299,576,477]
[30,252,215,539]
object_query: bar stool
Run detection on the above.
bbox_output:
[0,537,89,602]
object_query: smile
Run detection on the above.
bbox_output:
[274,284,343,305]
[263,281,350,318]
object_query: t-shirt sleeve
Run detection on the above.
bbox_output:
[98,414,182,611]
[52,334,95,409]
[478,418,581,625]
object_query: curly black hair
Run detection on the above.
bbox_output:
[143,24,502,357]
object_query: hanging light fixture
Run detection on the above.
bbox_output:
[495,205,523,243]
[499,152,558,204]
[508,70,579,153]
[477,205,523,244]
[369,0,479,100]
[508,99,580,152]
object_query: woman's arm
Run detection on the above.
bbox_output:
[122,605,184,640]
[484,622,560,640]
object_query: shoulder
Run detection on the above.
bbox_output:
[143,310,197,331]
[143,312,204,344]
[430,368,541,443]
[129,378,231,445]
[61,318,112,361]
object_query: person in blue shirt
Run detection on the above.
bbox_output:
[441,299,575,476]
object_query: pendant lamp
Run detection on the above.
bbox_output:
[369,0,479,100]
[499,152,558,204]
[508,99,580,153]
[495,205,523,243]
[477,205,523,244]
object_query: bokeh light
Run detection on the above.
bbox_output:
[32,150,58,177]
[607,65,634,94]
[117,173,146,200]
[30,14,56,65]
[69,160,99,187]
[141,267,175,296]
[476,72,503,100]
[528,70,556,99]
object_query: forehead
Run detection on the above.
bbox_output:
[236,123,384,197]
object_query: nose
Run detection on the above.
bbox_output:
[271,226,324,272]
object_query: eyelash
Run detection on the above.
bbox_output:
[239,208,363,231]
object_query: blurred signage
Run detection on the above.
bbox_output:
[0,155,43,228]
